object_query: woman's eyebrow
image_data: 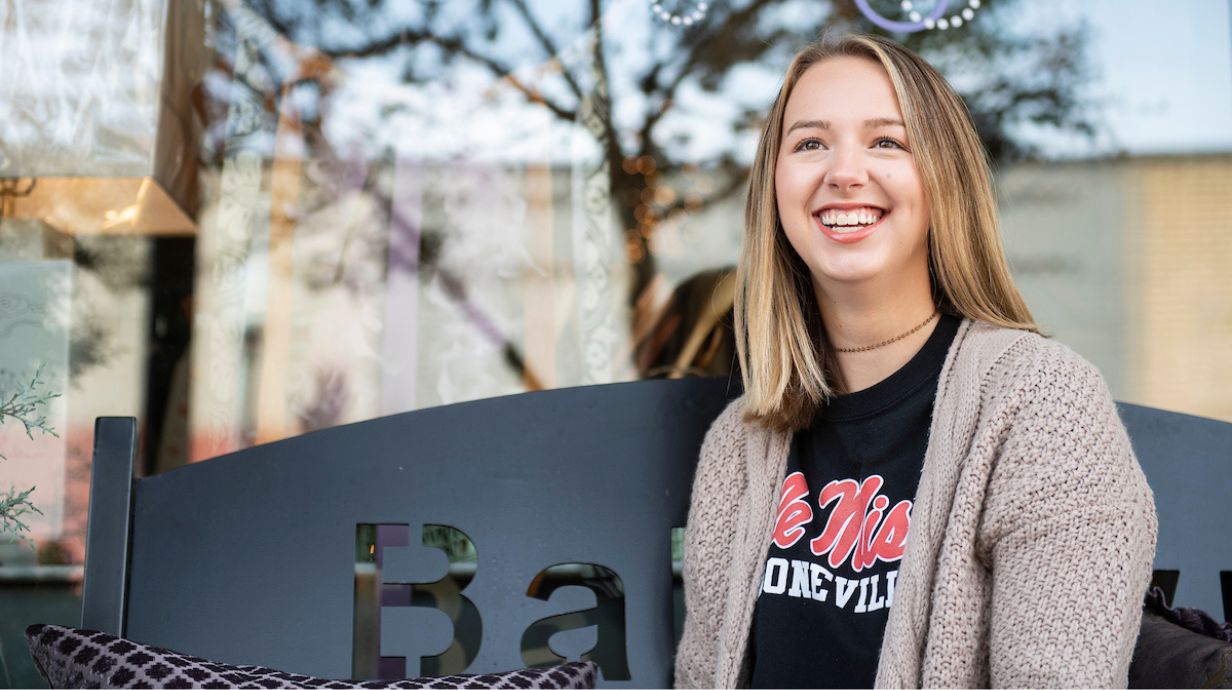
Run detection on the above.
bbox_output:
[785,117,906,134]
[864,117,906,128]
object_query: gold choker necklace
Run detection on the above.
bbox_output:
[833,309,940,353]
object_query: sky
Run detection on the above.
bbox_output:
[150,0,1232,165]
[1047,0,1232,156]
[330,0,1232,163]
[5,0,1230,169]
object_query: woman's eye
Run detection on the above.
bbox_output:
[874,137,906,150]
[794,138,823,152]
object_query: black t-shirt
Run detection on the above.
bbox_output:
[748,314,960,689]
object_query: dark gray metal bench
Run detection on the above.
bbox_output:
[79,379,1230,687]
[80,379,732,688]
[1117,403,1230,622]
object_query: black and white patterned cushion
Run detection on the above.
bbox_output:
[26,624,598,689]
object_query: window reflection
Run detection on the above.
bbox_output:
[1,2,1231,684]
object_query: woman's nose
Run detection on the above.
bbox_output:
[825,147,868,191]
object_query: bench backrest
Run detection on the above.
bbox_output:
[80,380,1231,686]
[81,378,732,688]
[1116,402,1230,621]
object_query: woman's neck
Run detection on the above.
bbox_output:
[816,278,939,394]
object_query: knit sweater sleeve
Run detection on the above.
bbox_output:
[976,341,1158,688]
[674,399,748,689]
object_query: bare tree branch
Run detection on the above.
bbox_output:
[637,0,782,154]
[322,28,580,121]
[506,0,586,100]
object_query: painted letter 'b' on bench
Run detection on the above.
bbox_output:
[353,524,630,681]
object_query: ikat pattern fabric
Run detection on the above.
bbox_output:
[26,624,597,689]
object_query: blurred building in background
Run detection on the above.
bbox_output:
[1,0,1230,685]
[1000,155,1232,422]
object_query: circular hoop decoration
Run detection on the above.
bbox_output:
[649,0,709,27]
[855,0,947,32]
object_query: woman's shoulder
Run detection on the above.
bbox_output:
[701,396,751,450]
[688,396,754,497]
[960,318,1115,413]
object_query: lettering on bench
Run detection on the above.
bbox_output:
[353,524,630,681]
[353,524,480,678]
[522,563,630,680]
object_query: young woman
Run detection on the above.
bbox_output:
[674,34,1157,688]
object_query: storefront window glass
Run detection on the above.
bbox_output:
[2,1,1230,685]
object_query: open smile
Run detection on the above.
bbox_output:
[812,205,890,244]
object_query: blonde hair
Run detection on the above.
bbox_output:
[736,33,1037,431]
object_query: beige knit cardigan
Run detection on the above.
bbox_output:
[674,318,1158,688]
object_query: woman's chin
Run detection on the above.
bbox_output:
[809,260,888,287]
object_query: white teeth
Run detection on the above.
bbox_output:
[818,207,884,227]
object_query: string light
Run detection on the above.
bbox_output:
[859,0,983,33]
[649,0,709,27]
[932,0,980,32]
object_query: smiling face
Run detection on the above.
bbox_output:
[775,55,931,297]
